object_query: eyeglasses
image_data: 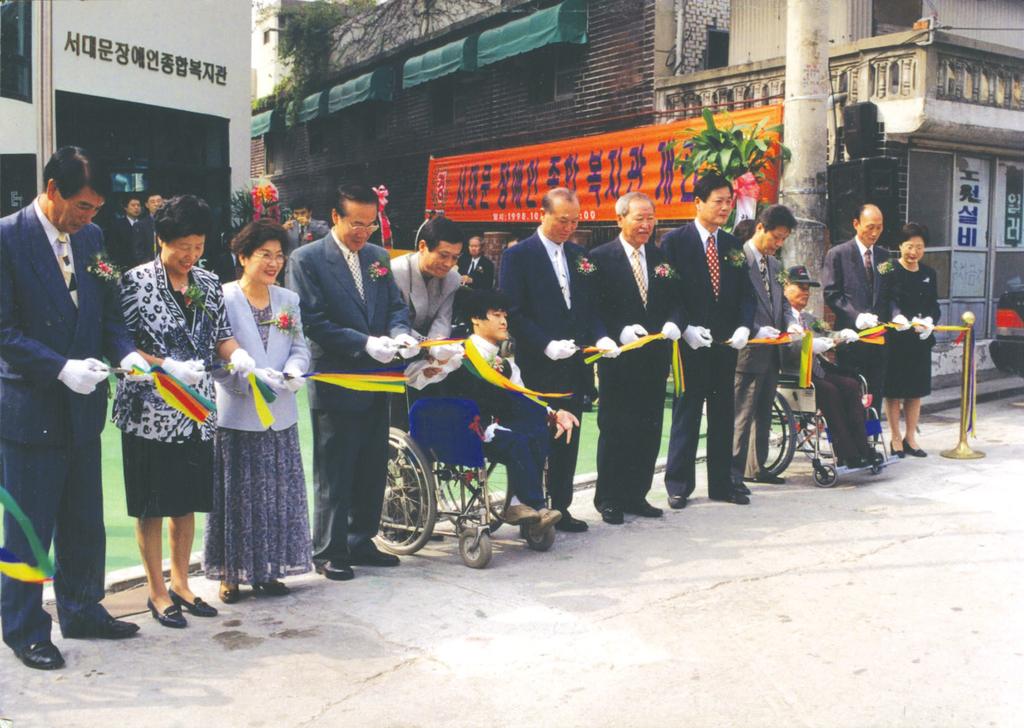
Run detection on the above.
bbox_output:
[252,251,287,263]
[344,219,380,232]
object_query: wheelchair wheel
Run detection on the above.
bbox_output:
[813,463,838,487]
[379,427,437,555]
[458,531,492,569]
[520,523,556,552]
[763,392,797,477]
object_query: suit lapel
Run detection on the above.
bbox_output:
[532,238,569,314]
[688,226,713,298]
[767,256,784,321]
[324,237,369,322]
[745,243,771,317]
[154,256,200,354]
[360,247,379,325]
[68,231,96,348]
[22,209,77,319]
[408,253,428,322]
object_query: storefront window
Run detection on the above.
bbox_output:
[994,160,1023,248]
[1,0,32,102]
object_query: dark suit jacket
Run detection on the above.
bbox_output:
[659,222,755,341]
[286,235,410,412]
[136,215,157,259]
[736,242,794,374]
[458,254,494,290]
[106,217,149,270]
[285,218,331,255]
[822,238,890,330]
[589,239,685,401]
[498,232,606,400]
[0,205,135,445]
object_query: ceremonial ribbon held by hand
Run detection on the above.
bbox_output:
[302,367,408,394]
[0,486,55,583]
[462,337,570,407]
[248,373,277,428]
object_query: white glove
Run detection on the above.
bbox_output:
[892,314,911,332]
[229,348,256,378]
[594,336,621,359]
[855,312,879,330]
[812,337,835,355]
[682,325,713,350]
[787,321,804,336]
[430,343,463,365]
[365,335,398,363]
[728,326,750,350]
[119,352,151,382]
[619,324,648,346]
[755,326,781,340]
[914,316,934,340]
[543,339,577,361]
[441,348,464,371]
[57,358,109,395]
[282,362,307,393]
[838,328,860,344]
[393,333,420,360]
[661,322,682,341]
[254,367,286,392]
[162,357,205,386]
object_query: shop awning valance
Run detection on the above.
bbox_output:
[327,67,395,114]
[403,36,478,89]
[296,91,329,124]
[250,108,284,137]
[477,0,588,69]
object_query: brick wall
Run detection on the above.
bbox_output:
[262,0,657,248]
[678,0,730,74]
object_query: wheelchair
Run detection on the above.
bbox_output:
[760,374,887,487]
[378,397,555,569]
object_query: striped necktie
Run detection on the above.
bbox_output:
[57,232,78,307]
[345,248,365,300]
[631,248,648,307]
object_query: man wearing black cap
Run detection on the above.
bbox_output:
[782,266,883,468]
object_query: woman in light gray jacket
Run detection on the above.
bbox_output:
[204,220,312,603]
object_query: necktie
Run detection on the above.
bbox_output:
[469,258,477,275]
[863,247,874,298]
[346,249,365,300]
[57,233,78,307]
[631,248,648,307]
[553,247,571,308]
[759,255,772,303]
[706,232,721,298]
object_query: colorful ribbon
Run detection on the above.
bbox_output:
[584,332,666,365]
[372,184,393,248]
[671,340,685,397]
[462,337,570,407]
[143,366,216,424]
[304,368,407,394]
[798,331,814,388]
[248,373,277,428]
[0,486,55,583]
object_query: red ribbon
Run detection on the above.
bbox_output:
[734,171,760,201]
[373,185,393,249]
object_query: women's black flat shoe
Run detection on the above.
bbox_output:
[254,580,290,597]
[903,439,927,457]
[147,599,187,629]
[169,589,219,617]
[890,442,906,459]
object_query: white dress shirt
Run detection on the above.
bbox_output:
[620,235,647,288]
[537,227,571,308]
[693,218,719,253]
[33,197,71,265]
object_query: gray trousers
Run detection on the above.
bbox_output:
[732,367,779,482]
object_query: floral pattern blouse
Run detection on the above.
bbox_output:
[113,257,233,442]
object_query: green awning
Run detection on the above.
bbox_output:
[327,67,394,114]
[477,0,588,68]
[403,36,478,89]
[250,108,283,137]
[296,91,328,124]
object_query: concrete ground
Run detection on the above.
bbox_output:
[1,397,1022,727]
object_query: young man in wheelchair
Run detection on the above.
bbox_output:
[409,289,579,535]
[783,266,885,469]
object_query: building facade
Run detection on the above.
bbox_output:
[0,0,251,235]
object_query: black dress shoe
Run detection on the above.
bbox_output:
[254,579,290,596]
[623,500,663,518]
[890,441,905,458]
[554,510,588,532]
[13,641,65,670]
[350,542,400,567]
[754,471,785,485]
[148,599,187,629]
[735,482,752,495]
[169,590,218,617]
[64,616,140,640]
[600,505,624,525]
[903,439,927,457]
[315,560,355,581]
[709,490,750,505]
[667,495,688,510]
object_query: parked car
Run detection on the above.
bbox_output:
[990,281,1024,377]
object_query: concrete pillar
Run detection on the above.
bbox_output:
[779,0,830,311]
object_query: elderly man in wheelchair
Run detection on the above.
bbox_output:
[380,289,578,567]
[779,266,886,481]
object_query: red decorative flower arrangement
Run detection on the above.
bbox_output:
[262,308,300,337]
[250,178,281,222]
[87,254,122,284]
[575,257,597,275]
[653,263,678,279]
[368,261,390,280]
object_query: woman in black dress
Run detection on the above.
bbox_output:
[881,222,939,458]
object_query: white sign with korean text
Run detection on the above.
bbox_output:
[995,160,1023,248]
[952,156,989,248]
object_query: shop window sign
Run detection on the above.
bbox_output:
[953,156,988,247]
[63,31,226,85]
[1002,164,1022,248]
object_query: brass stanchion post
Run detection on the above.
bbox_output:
[941,311,985,460]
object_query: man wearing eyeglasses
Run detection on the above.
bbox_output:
[286,183,414,582]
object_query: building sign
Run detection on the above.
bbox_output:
[998,161,1023,248]
[952,155,989,248]
[63,32,226,85]
[425,106,783,223]
[950,252,988,298]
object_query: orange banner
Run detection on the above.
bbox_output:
[425,105,783,223]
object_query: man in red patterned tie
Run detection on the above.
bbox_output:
[659,173,756,508]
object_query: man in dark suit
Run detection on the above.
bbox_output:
[136,192,163,260]
[822,203,890,410]
[105,194,149,270]
[287,183,414,581]
[660,173,756,508]
[499,187,613,532]
[283,198,331,255]
[733,205,799,488]
[1,147,149,670]
[590,192,684,525]
[458,235,495,291]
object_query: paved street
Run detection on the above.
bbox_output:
[2,397,1022,727]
